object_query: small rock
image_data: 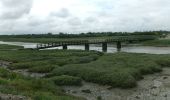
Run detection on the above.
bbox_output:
[106,86,112,90]
[163,76,168,80]
[72,91,77,94]
[164,94,167,97]
[151,86,157,89]
[135,95,140,99]
[152,93,158,96]
[97,96,102,100]
[81,89,91,93]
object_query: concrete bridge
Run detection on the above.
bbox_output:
[36,35,158,52]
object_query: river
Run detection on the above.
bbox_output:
[1,41,170,54]
[1,41,170,100]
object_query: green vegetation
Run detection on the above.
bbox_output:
[0,30,167,39]
[0,31,165,43]
[50,75,82,86]
[48,53,169,88]
[0,68,84,100]
[1,43,170,99]
[0,44,23,50]
[142,39,170,47]
[1,46,170,88]
[0,49,101,73]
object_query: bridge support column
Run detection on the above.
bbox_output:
[63,45,67,50]
[129,40,133,43]
[85,44,89,51]
[117,41,121,52]
[102,42,107,52]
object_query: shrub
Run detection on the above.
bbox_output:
[29,65,56,73]
[50,75,82,86]
[0,78,8,85]
[156,59,170,67]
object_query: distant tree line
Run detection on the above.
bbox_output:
[0,31,169,38]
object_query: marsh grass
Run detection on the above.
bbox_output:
[0,49,101,73]
[0,44,23,50]
[48,53,170,88]
[0,68,84,100]
[49,75,82,86]
[142,39,170,46]
[1,45,170,89]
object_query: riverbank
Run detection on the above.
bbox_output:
[0,44,23,50]
[63,67,170,100]
[141,39,170,47]
[1,45,170,88]
[0,60,85,100]
[2,44,170,99]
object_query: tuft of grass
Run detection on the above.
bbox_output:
[49,75,82,86]
[29,65,56,73]
[0,68,84,100]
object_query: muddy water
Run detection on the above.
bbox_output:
[63,68,170,100]
[0,41,37,48]
[1,41,170,54]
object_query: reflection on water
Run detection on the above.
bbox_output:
[45,44,170,54]
[1,41,170,54]
[0,41,37,48]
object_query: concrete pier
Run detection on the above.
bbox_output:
[85,44,89,51]
[102,42,107,52]
[117,41,121,51]
[63,45,67,50]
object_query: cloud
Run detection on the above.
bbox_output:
[0,0,33,19]
[50,8,71,18]
[0,0,170,34]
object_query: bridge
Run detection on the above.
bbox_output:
[36,35,158,52]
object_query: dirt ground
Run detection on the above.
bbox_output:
[1,60,170,100]
[63,68,170,100]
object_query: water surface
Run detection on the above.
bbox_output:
[1,41,170,54]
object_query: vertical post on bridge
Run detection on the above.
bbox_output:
[102,42,107,52]
[63,44,67,50]
[85,43,89,51]
[117,41,121,52]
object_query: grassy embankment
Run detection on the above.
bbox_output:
[0,68,84,100]
[142,39,170,47]
[142,35,170,46]
[0,44,23,50]
[1,44,170,89]
[0,45,91,100]
[1,44,170,99]
[0,37,111,43]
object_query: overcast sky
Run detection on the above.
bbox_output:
[0,0,170,34]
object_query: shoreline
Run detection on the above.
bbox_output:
[1,60,170,100]
[63,67,170,100]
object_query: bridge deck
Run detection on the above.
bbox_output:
[36,35,158,49]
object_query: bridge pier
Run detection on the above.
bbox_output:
[63,45,67,50]
[129,40,133,43]
[102,42,107,52]
[117,41,121,52]
[85,44,89,51]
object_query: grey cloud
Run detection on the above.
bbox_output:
[67,17,82,26]
[0,0,33,19]
[84,17,98,23]
[50,8,70,18]
[0,0,170,34]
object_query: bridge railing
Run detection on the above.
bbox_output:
[37,35,158,49]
